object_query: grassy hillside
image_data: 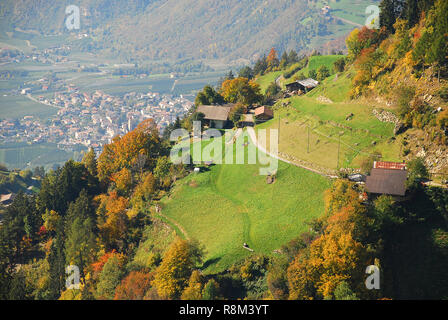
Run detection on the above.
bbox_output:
[256,55,345,94]
[295,55,345,80]
[0,168,40,194]
[256,61,402,173]
[157,136,331,273]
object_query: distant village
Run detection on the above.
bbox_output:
[0,85,194,155]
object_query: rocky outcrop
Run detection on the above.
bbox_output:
[372,108,405,135]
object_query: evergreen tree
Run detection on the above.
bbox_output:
[404,0,419,28]
[202,279,220,300]
[379,0,405,33]
[288,50,299,64]
[8,270,31,300]
[280,51,289,69]
[238,66,254,79]
[48,220,67,299]
[82,148,98,177]
[253,55,268,76]
[96,255,124,299]
[64,191,97,281]
[0,227,13,299]
[194,85,225,106]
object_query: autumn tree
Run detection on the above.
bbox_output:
[153,238,204,300]
[114,271,153,300]
[220,77,263,106]
[267,48,280,71]
[288,228,368,300]
[97,119,162,185]
[95,191,129,251]
[111,167,133,195]
[132,172,157,206]
[346,27,379,61]
[96,254,125,299]
[181,270,203,300]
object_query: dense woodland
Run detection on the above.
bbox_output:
[1,0,448,300]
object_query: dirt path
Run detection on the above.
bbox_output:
[246,127,337,178]
[26,94,61,109]
[155,210,190,240]
[335,16,363,28]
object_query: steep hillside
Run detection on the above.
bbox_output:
[158,137,330,273]
[257,69,399,174]
[0,0,380,62]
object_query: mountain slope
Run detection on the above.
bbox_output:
[0,0,380,62]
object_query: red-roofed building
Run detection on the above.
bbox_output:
[254,106,274,120]
[373,161,406,170]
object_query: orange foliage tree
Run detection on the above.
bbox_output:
[97,119,162,185]
[114,271,153,300]
[95,191,129,250]
[267,48,279,70]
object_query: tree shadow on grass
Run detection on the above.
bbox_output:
[201,257,221,270]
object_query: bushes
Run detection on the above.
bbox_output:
[264,82,282,104]
[229,103,247,127]
[333,57,346,73]
[316,65,330,81]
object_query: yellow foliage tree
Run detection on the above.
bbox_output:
[153,238,204,300]
[181,270,203,300]
[220,77,263,106]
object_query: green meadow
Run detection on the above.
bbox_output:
[159,134,331,273]
[256,64,401,171]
